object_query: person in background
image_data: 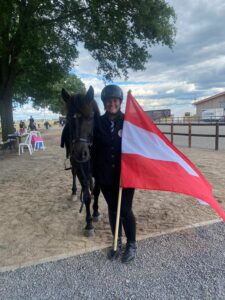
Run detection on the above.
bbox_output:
[28,116,36,130]
[60,118,65,126]
[44,120,49,130]
[13,122,17,133]
[93,85,137,264]
[19,120,26,134]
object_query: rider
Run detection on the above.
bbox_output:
[29,115,36,130]
[93,84,136,263]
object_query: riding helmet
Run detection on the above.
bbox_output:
[101,85,123,102]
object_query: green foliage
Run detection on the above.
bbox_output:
[34,74,86,115]
[0,0,176,139]
[0,0,176,101]
[78,0,176,79]
[0,1,79,105]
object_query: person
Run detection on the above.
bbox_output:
[60,118,66,126]
[19,120,26,134]
[93,84,136,263]
[12,122,17,133]
[44,120,49,130]
[29,116,36,130]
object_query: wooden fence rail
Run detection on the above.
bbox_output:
[158,123,225,150]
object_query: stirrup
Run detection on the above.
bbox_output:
[64,158,72,170]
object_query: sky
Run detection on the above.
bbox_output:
[14,0,225,120]
[13,103,60,121]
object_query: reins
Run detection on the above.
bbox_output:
[67,112,94,213]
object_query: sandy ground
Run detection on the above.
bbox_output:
[0,127,225,271]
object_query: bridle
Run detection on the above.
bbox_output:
[67,111,95,213]
[68,112,94,163]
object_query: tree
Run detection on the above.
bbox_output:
[36,74,86,116]
[0,0,176,141]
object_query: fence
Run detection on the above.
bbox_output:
[157,123,225,150]
[155,116,225,124]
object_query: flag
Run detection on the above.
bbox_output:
[121,92,225,221]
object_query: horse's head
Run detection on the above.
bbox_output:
[62,86,95,118]
[62,86,99,163]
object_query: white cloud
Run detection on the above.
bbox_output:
[61,0,225,117]
[14,102,59,121]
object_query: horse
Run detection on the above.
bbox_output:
[61,86,101,236]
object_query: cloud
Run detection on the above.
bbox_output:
[13,102,59,121]
[64,0,225,117]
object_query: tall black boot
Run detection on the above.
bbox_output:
[121,241,136,264]
[107,236,122,260]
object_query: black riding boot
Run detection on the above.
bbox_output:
[122,241,136,263]
[107,236,122,260]
[107,208,123,260]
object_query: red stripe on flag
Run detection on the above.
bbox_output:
[121,92,225,221]
[124,93,211,188]
[121,154,225,220]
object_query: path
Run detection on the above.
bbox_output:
[1,222,225,299]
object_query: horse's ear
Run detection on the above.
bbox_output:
[61,88,70,103]
[85,86,94,104]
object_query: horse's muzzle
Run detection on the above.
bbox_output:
[80,148,90,163]
[72,143,90,163]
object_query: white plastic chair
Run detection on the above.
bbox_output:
[30,131,41,137]
[30,131,45,151]
[18,133,33,155]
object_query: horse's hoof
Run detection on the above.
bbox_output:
[92,212,101,222]
[70,194,77,202]
[84,228,95,237]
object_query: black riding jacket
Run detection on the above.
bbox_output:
[93,111,124,185]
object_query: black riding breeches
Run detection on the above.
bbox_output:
[100,184,136,242]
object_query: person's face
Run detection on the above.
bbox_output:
[105,98,121,115]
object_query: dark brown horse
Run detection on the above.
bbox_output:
[61,86,100,236]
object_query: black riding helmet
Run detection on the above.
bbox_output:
[101,85,123,103]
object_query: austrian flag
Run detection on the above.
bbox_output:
[121,92,225,221]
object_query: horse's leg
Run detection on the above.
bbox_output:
[83,188,94,237]
[71,166,77,201]
[92,180,101,222]
[76,162,94,236]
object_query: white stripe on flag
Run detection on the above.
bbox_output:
[122,121,199,177]
[197,199,209,206]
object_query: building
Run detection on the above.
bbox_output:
[193,91,225,118]
[145,109,171,121]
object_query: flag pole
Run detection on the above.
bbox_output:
[113,178,123,251]
[113,91,131,251]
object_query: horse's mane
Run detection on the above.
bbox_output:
[64,93,83,117]
[64,92,100,119]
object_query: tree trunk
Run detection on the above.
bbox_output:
[0,96,14,141]
[0,57,16,141]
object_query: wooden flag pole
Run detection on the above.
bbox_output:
[113,90,131,251]
[113,182,123,251]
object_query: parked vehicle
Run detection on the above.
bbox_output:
[201,108,225,122]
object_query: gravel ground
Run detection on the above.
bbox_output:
[1,222,225,300]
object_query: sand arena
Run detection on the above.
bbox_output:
[0,127,224,271]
